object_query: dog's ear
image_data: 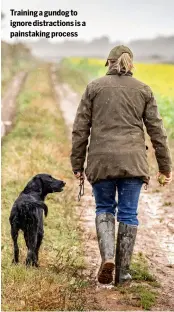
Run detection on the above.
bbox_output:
[33,176,44,193]
[23,176,43,194]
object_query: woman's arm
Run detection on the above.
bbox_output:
[71,85,92,173]
[143,87,172,175]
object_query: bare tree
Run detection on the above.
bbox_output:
[1,12,5,20]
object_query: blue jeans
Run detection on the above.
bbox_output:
[92,178,143,226]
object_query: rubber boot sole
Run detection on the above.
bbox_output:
[98,260,115,284]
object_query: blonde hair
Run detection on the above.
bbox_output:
[109,53,133,73]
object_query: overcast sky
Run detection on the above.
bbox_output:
[1,0,174,43]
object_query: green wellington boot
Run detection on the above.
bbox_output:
[115,222,137,285]
[95,213,115,284]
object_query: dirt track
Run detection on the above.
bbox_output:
[1,72,26,138]
[51,66,174,310]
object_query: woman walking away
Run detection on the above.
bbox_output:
[70,45,172,285]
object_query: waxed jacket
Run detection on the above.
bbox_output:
[71,68,172,184]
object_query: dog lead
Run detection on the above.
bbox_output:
[78,177,85,201]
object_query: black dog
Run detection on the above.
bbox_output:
[9,174,65,266]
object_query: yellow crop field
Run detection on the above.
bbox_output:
[134,64,174,97]
[69,58,174,97]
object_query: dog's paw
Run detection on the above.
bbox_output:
[26,259,39,268]
[26,258,32,266]
[12,259,19,265]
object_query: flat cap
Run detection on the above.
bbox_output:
[105,45,133,66]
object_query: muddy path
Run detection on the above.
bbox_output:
[1,71,27,138]
[51,66,174,310]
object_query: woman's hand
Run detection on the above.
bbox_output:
[157,172,172,186]
[74,171,85,180]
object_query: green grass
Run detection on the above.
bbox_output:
[130,252,156,282]
[156,94,174,138]
[1,65,87,311]
[117,283,157,310]
[58,61,89,94]
[130,285,157,310]
[115,253,159,310]
[130,253,160,310]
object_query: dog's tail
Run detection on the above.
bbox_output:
[36,202,48,217]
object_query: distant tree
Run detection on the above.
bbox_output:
[1,12,5,20]
[1,12,5,28]
[151,54,162,60]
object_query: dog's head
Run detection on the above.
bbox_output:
[24,174,66,198]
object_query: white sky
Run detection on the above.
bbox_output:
[1,0,174,43]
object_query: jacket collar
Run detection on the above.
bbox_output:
[106,68,133,77]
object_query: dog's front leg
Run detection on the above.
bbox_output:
[35,231,44,263]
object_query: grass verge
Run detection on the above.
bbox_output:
[57,59,89,94]
[1,65,87,311]
[116,253,159,310]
